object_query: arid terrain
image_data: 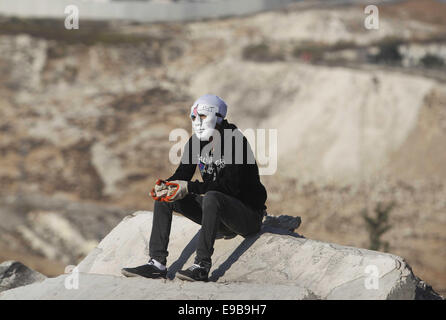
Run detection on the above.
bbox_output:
[0,0,445,294]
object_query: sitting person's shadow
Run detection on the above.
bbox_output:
[166,215,304,281]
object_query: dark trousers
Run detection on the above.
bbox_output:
[149,190,263,268]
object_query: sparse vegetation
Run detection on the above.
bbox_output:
[421,54,445,68]
[0,17,158,46]
[330,40,357,51]
[361,202,395,252]
[242,42,284,62]
[368,37,403,65]
[292,43,325,62]
[292,40,358,63]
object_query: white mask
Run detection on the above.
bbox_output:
[191,104,219,141]
[190,95,227,141]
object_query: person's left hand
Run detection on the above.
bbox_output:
[162,180,188,202]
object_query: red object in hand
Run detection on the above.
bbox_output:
[149,179,166,201]
[161,181,180,202]
[162,180,188,202]
[149,179,188,202]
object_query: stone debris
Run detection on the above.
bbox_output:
[0,261,46,293]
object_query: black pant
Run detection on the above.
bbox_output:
[149,191,263,268]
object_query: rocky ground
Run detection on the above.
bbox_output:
[0,0,445,295]
[0,212,442,300]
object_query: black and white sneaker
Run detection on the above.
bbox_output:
[177,262,210,282]
[121,258,167,279]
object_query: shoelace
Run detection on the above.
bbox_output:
[148,259,166,270]
[188,264,202,271]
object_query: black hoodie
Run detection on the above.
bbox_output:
[166,120,267,211]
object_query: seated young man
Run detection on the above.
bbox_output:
[122,94,267,282]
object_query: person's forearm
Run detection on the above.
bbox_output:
[167,163,196,181]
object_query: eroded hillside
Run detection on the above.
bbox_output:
[0,0,445,293]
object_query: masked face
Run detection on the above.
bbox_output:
[190,103,220,141]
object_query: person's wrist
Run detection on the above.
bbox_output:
[187,181,194,194]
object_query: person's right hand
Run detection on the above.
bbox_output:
[149,179,168,201]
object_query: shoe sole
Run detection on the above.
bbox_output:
[121,269,166,279]
[216,234,237,240]
[176,272,208,282]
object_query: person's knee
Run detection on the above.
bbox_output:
[203,190,224,202]
[202,191,225,210]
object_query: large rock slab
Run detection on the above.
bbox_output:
[0,273,316,300]
[0,261,46,292]
[76,212,302,279]
[75,211,441,300]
